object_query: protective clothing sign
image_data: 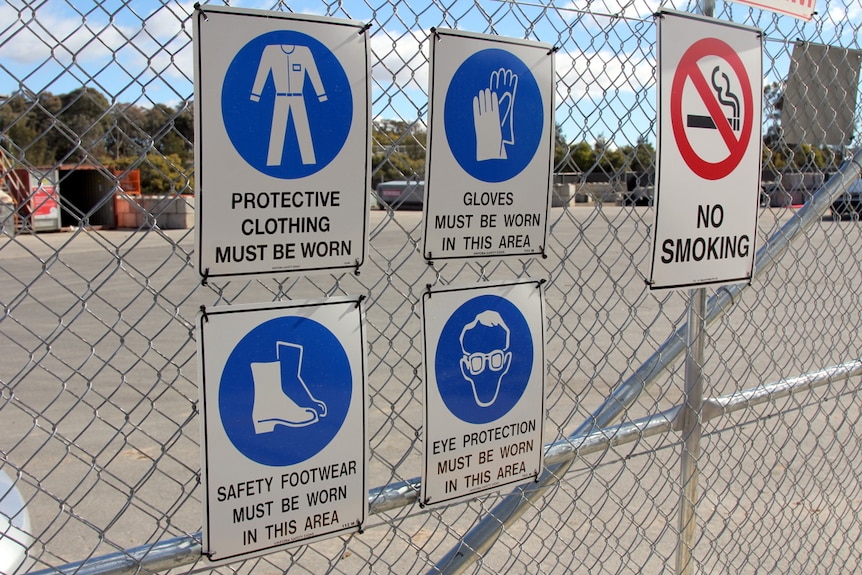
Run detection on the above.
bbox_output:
[194,6,370,279]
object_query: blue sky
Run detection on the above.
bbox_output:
[1,0,859,147]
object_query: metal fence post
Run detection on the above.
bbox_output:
[676,0,712,568]
[675,288,707,575]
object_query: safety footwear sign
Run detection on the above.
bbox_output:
[421,280,545,506]
[198,298,367,564]
[194,6,370,280]
[422,29,555,262]
[649,11,762,291]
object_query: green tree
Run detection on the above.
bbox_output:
[620,137,655,173]
[763,81,784,148]
[594,137,625,174]
[113,152,193,195]
[371,120,426,188]
[790,143,826,169]
[105,103,149,160]
[567,141,596,172]
[0,92,61,166]
[53,88,112,163]
[553,122,569,171]
[2,88,200,195]
[145,103,194,158]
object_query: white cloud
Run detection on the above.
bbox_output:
[118,2,196,86]
[0,0,196,98]
[0,2,110,65]
[555,47,655,101]
[370,28,432,93]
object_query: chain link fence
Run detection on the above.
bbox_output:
[2,0,862,574]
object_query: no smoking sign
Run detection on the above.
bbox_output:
[650,11,762,291]
[671,37,754,181]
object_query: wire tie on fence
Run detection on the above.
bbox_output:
[717,285,735,307]
[201,267,210,286]
[194,3,208,21]
[535,278,546,289]
[547,45,560,55]
[540,246,548,259]
[200,305,209,323]
[425,283,433,298]
[355,294,366,309]
[644,278,654,287]
[354,259,361,276]
[358,22,372,35]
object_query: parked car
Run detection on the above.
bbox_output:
[373,180,425,210]
[831,178,862,219]
[622,172,654,206]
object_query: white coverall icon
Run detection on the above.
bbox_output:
[250,44,328,166]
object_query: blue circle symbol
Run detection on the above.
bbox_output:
[435,294,533,424]
[444,49,544,183]
[222,31,352,179]
[219,316,352,466]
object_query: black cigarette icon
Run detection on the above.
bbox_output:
[687,114,740,131]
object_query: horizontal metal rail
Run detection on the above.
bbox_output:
[28,357,862,575]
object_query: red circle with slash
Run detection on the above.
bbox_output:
[671,37,753,181]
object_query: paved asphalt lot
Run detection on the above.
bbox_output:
[2,205,860,572]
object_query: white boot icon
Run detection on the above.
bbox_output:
[251,342,327,434]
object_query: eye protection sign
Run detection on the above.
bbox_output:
[421,280,546,507]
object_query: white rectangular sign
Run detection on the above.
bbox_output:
[194,6,370,280]
[198,298,367,564]
[422,29,555,262]
[421,280,545,506]
[650,11,762,291]
[727,0,816,21]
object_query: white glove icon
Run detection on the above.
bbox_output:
[473,88,507,161]
[490,68,518,147]
[473,68,518,162]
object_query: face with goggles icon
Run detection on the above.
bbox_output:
[459,310,513,407]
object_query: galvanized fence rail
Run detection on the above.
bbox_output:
[2,1,862,574]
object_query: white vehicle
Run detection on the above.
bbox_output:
[0,469,32,575]
[374,180,425,210]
